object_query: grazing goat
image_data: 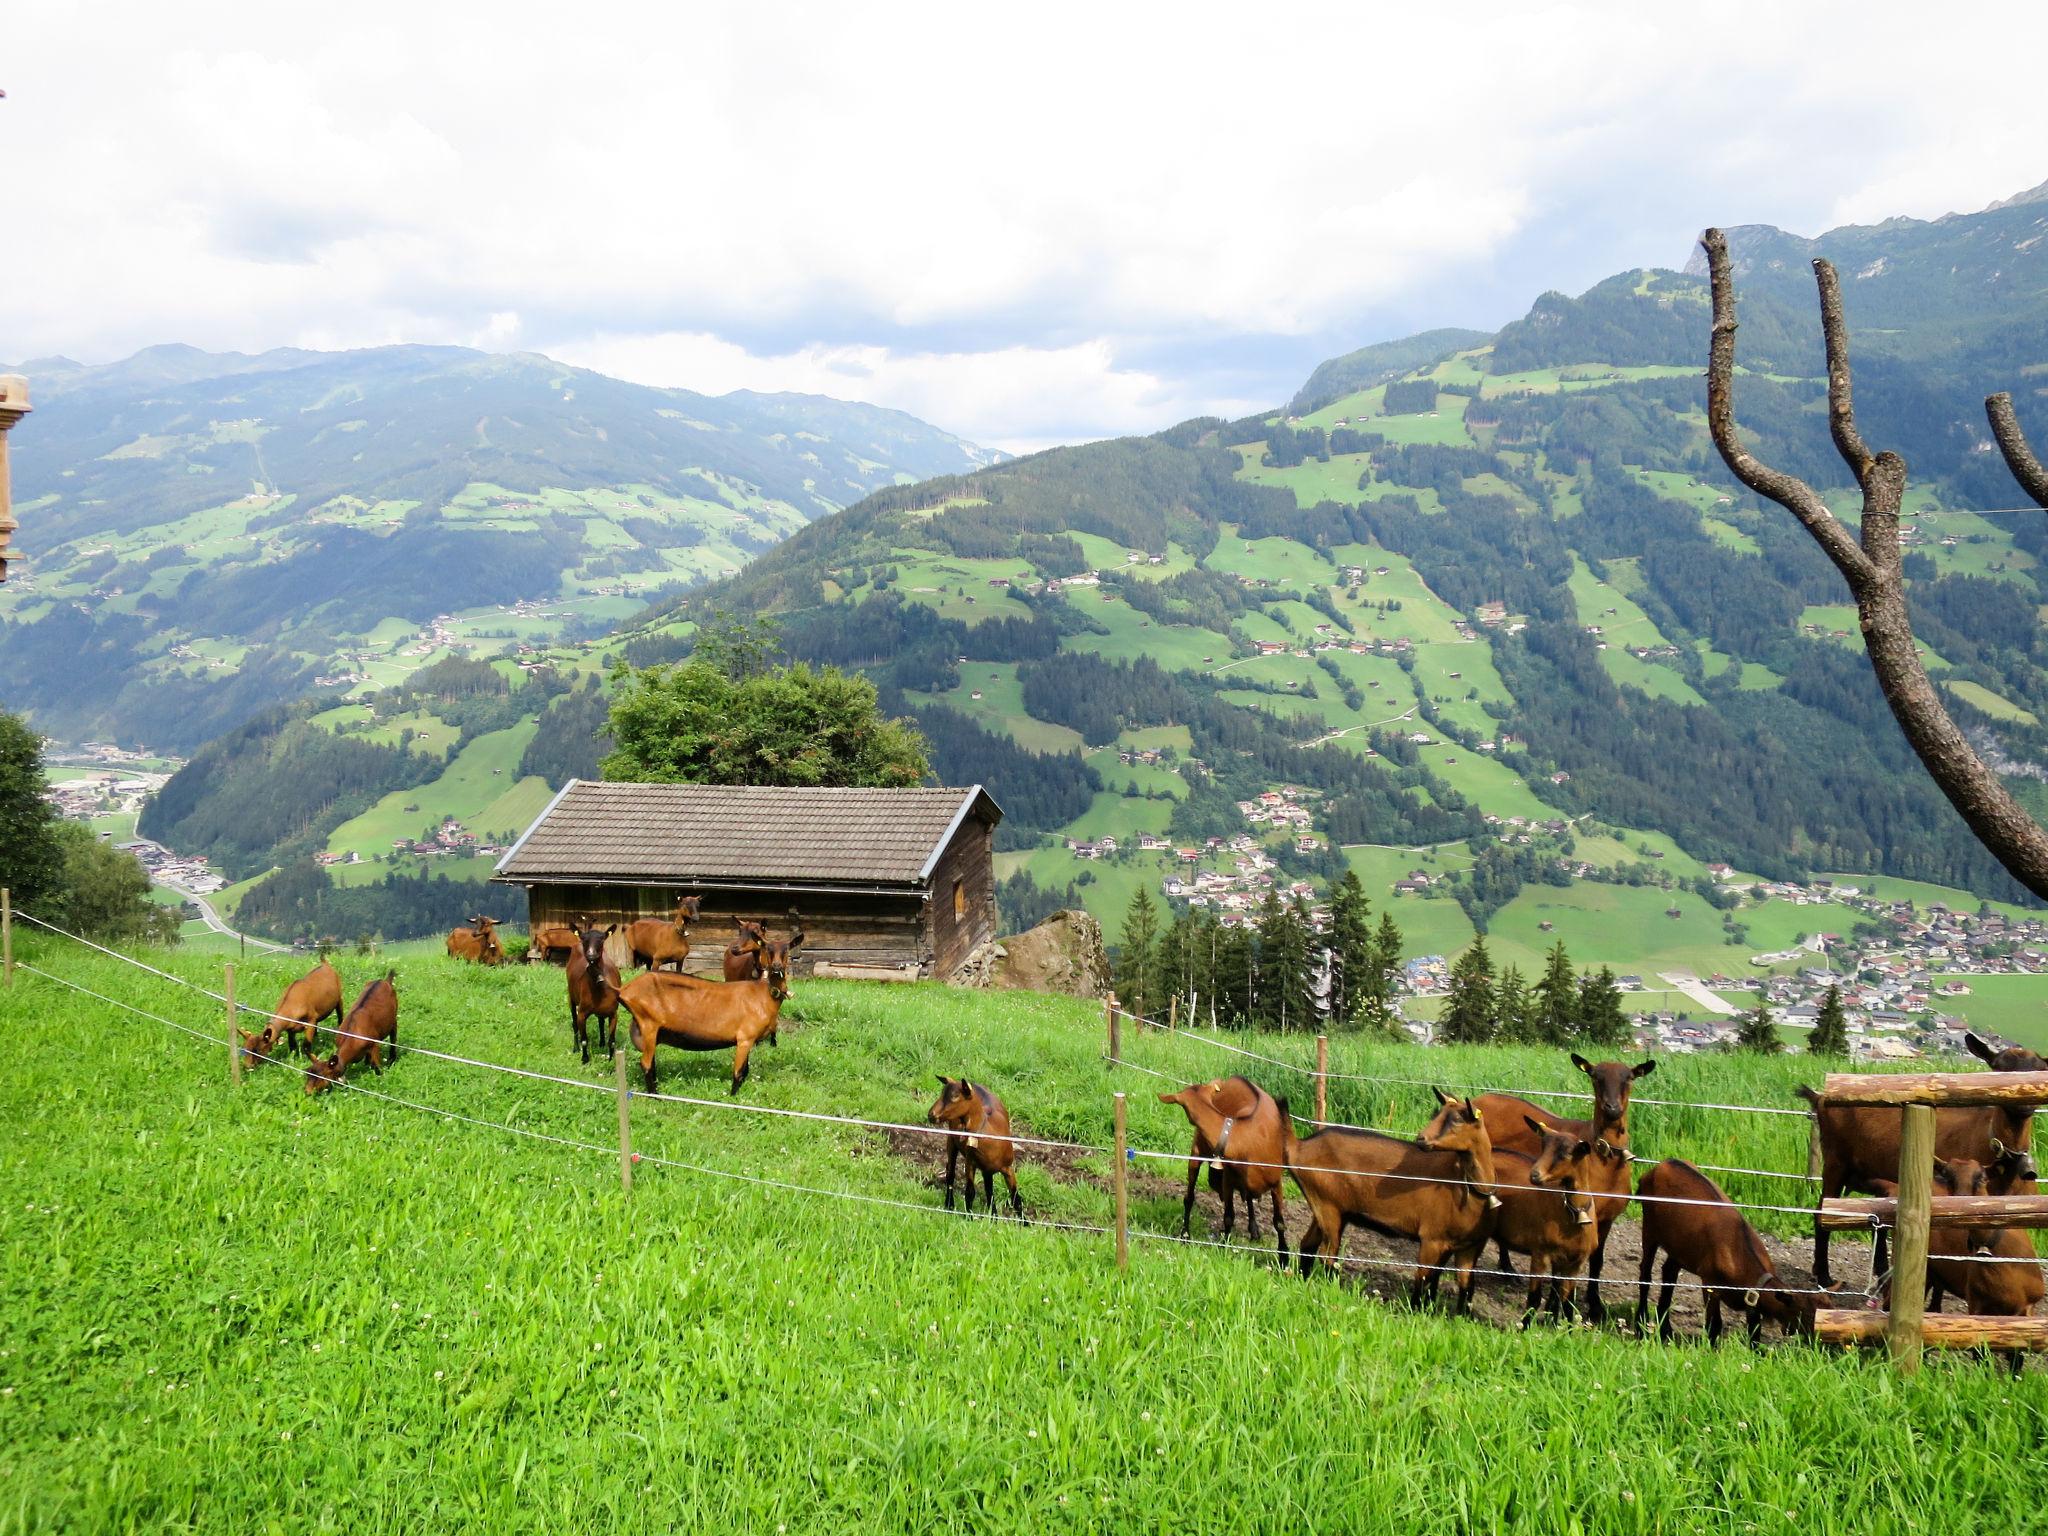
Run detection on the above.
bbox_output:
[531,922,580,965]
[620,930,798,1094]
[1474,1054,1651,1317]
[1158,1076,1287,1259]
[626,896,701,973]
[1285,1089,1499,1308]
[445,915,504,966]
[304,971,399,1095]
[1635,1158,1822,1344]
[927,1076,1024,1219]
[260,959,343,1059]
[1493,1117,1617,1326]
[1800,1033,2045,1284]
[567,923,622,1065]
[722,917,771,981]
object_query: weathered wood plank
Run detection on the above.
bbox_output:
[1816,1310,2048,1350]
[1819,1195,2048,1231]
[1821,1070,2048,1108]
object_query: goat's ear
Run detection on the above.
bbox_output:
[1631,1059,1656,1079]
[1990,1137,2006,1158]
[1524,1115,1549,1138]
[935,1074,951,1088]
[1932,1157,1955,1185]
[1964,1032,1996,1064]
[1570,1053,1593,1075]
[1431,1086,1452,1106]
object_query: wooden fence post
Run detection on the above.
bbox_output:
[2,887,11,989]
[1888,1103,1934,1373]
[225,963,240,1086]
[614,1048,634,1195]
[1168,993,1178,1033]
[1112,1091,1129,1269]
[1105,992,1120,1069]
[1315,1034,1328,1123]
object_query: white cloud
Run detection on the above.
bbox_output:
[2,2,2045,445]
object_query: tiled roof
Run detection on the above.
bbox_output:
[494,781,1000,888]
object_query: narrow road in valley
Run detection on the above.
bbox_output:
[173,886,291,953]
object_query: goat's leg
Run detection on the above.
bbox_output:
[1657,1258,1681,1341]
[1180,1155,1201,1238]
[1268,1186,1287,1262]
[729,1038,754,1095]
[1520,1259,1547,1329]
[1705,1293,1725,1345]
[1635,1240,1658,1337]
[981,1167,996,1216]
[1004,1167,1024,1222]
[1583,1222,1610,1324]
[943,1140,959,1211]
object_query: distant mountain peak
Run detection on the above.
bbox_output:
[1983,177,2048,213]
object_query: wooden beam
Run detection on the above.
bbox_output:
[1820,1195,2048,1231]
[1888,1104,1934,1372]
[1817,1309,2048,1351]
[1821,1070,2048,1108]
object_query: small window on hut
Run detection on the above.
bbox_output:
[953,878,966,919]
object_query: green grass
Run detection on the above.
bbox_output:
[1483,884,1758,980]
[1923,973,2048,1051]
[325,721,540,857]
[1814,872,2040,923]
[1799,606,1950,670]
[1568,558,1705,706]
[5,939,2040,1534]
[1941,678,2039,725]
[911,665,1086,754]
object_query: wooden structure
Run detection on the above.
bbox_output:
[493,780,1002,981]
[1812,1068,2048,1371]
[0,375,29,583]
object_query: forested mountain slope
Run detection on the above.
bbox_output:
[145,185,2048,955]
[0,344,995,747]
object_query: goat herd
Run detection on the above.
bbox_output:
[230,906,2044,1363]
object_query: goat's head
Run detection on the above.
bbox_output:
[303,1055,345,1096]
[929,1075,980,1129]
[1525,1116,1601,1225]
[1933,1156,2007,1257]
[1418,1089,1491,1157]
[671,895,703,929]
[728,916,768,954]
[1966,1032,2048,1074]
[1571,1053,1654,1127]
[577,922,615,970]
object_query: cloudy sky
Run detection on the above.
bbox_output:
[5,3,2046,452]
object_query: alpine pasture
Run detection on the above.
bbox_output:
[3,935,2043,1534]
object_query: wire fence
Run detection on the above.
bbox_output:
[10,918,2042,1286]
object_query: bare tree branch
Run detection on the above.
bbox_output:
[1701,229,1876,588]
[1986,392,2048,509]
[1701,229,2048,902]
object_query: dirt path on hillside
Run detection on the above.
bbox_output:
[884,1129,2043,1367]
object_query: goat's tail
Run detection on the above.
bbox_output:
[1794,1084,1822,1109]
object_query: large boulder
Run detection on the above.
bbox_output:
[988,909,1109,998]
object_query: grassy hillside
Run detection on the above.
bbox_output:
[5,939,2042,1533]
[0,345,996,748]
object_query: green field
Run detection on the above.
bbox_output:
[325,722,542,857]
[1925,973,2048,1051]
[5,939,2041,1533]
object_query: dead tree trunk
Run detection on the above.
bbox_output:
[1701,227,2048,902]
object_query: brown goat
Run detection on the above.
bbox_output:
[1284,1089,1499,1307]
[305,971,399,1095]
[1157,1076,1287,1259]
[531,922,580,965]
[722,917,771,981]
[619,930,797,1094]
[626,896,702,973]
[1494,1118,1616,1326]
[927,1076,1024,1218]
[445,915,504,966]
[1920,1156,2046,1376]
[567,923,622,1065]
[1801,1032,2045,1283]
[264,959,343,1057]
[1635,1158,1824,1344]
[1475,1055,1651,1318]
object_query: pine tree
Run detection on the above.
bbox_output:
[0,710,63,910]
[1576,966,1630,1047]
[1808,983,1849,1056]
[1357,910,1404,1031]
[1534,940,1579,1044]
[1737,1002,1783,1054]
[1117,886,1161,1023]
[1257,890,1315,1032]
[1439,936,1497,1044]
[1326,871,1374,1029]
[1214,919,1255,1028]
[1494,964,1535,1043]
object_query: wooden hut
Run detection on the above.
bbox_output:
[492,781,1003,980]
